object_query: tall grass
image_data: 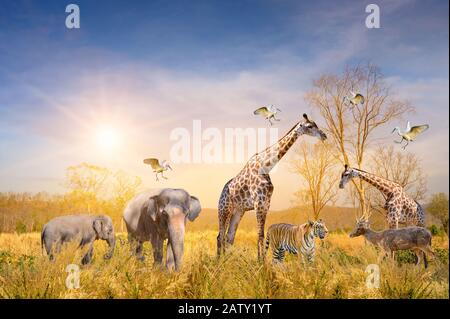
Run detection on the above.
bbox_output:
[0,231,448,299]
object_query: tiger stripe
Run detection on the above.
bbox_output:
[264,220,328,263]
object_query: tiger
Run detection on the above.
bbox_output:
[264,219,328,263]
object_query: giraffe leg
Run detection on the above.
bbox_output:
[255,203,269,262]
[217,205,233,257]
[226,208,244,246]
[415,203,426,227]
[252,180,273,262]
[387,208,399,229]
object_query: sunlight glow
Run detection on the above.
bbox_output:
[95,126,121,150]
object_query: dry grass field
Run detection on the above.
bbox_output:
[0,229,448,299]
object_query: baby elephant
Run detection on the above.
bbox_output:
[350,218,434,268]
[41,215,115,265]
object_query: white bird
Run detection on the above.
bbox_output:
[343,91,365,107]
[391,121,429,150]
[143,158,172,181]
[253,105,281,126]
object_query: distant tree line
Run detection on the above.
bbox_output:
[0,163,142,233]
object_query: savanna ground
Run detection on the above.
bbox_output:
[0,229,448,299]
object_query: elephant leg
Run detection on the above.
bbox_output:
[49,241,62,261]
[127,235,142,260]
[166,242,175,271]
[226,208,244,246]
[136,241,145,262]
[127,234,136,253]
[44,240,54,261]
[81,244,94,265]
[151,235,163,266]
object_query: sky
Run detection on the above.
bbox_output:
[0,0,448,209]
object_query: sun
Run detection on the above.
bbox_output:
[95,126,121,149]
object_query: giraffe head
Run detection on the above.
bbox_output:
[349,217,370,238]
[298,114,327,141]
[339,164,358,189]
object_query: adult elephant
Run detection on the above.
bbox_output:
[41,215,115,265]
[123,188,201,271]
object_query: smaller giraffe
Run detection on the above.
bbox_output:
[339,165,425,229]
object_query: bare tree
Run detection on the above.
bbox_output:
[64,163,110,196]
[290,141,338,219]
[305,63,413,215]
[368,145,427,214]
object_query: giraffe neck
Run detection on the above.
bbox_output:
[354,169,399,195]
[257,121,302,169]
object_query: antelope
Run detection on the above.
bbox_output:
[349,217,434,268]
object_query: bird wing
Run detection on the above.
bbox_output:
[408,125,429,139]
[405,121,411,132]
[143,158,161,169]
[254,106,269,116]
[356,94,365,104]
[350,94,364,105]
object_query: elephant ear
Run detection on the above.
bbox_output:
[146,195,160,222]
[93,218,103,237]
[187,196,201,222]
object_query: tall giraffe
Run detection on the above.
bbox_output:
[339,165,425,228]
[217,114,327,260]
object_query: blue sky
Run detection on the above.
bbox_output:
[0,0,448,209]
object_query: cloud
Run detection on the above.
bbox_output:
[0,0,448,208]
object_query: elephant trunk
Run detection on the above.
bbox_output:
[104,235,115,260]
[168,214,186,271]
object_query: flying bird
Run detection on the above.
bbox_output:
[391,122,429,149]
[143,158,172,181]
[343,91,365,107]
[253,105,281,126]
